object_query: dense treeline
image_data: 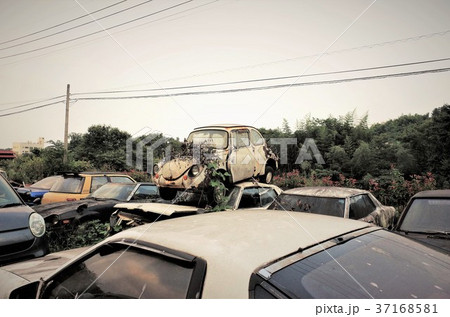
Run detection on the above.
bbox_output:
[1,105,448,209]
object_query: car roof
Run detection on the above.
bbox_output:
[283,186,369,198]
[193,124,258,130]
[58,172,132,177]
[106,210,370,298]
[233,181,281,191]
[412,189,450,199]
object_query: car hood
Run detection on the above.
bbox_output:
[114,202,200,216]
[396,231,450,255]
[33,199,120,218]
[160,157,195,180]
[0,205,32,232]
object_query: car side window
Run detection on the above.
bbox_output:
[235,129,250,148]
[42,243,203,299]
[239,187,261,208]
[91,176,108,193]
[349,194,376,219]
[250,129,264,146]
[110,176,134,184]
[259,188,277,206]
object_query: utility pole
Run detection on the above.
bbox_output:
[63,84,70,164]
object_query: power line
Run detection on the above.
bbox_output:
[0,1,127,46]
[1,66,449,118]
[152,29,450,85]
[0,0,153,51]
[72,57,450,96]
[0,95,66,112]
[0,100,64,118]
[0,0,193,60]
[72,67,450,100]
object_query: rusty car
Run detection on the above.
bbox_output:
[267,186,397,228]
[153,124,278,200]
[110,181,282,227]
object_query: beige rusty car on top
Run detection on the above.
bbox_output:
[153,125,278,200]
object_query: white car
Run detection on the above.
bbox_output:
[110,181,282,226]
[1,210,449,299]
[268,186,397,228]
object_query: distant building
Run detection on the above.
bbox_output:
[0,150,16,160]
[12,137,45,155]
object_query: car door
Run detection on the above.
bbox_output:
[229,129,255,183]
[250,128,266,176]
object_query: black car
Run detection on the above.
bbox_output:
[16,176,61,205]
[0,174,49,265]
[33,182,160,230]
[394,189,450,254]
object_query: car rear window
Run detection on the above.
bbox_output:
[268,194,345,217]
[257,230,450,299]
[50,176,83,194]
[43,244,197,299]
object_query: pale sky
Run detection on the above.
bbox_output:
[1,0,449,148]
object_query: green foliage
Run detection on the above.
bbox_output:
[47,220,111,253]
[205,162,231,211]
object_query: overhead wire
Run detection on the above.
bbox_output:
[0,0,127,46]
[0,0,194,60]
[0,95,66,112]
[71,56,450,96]
[0,0,153,52]
[71,67,450,101]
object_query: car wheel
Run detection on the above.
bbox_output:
[260,166,274,184]
[159,188,178,200]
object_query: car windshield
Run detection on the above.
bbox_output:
[399,198,450,233]
[30,176,61,189]
[187,130,228,149]
[90,183,136,201]
[266,230,450,299]
[268,194,345,217]
[0,175,23,208]
[50,176,83,193]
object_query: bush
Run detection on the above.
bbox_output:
[47,220,111,253]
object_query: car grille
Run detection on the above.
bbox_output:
[0,239,34,255]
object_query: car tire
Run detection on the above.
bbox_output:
[159,188,178,200]
[260,166,274,184]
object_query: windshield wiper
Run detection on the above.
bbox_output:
[0,202,23,208]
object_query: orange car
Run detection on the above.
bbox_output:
[41,172,135,204]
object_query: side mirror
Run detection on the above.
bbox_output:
[9,281,40,299]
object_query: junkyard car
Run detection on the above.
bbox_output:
[34,182,159,230]
[2,210,449,299]
[394,189,450,254]
[41,172,135,204]
[0,173,48,265]
[110,181,281,226]
[153,125,278,200]
[267,186,397,228]
[16,176,61,205]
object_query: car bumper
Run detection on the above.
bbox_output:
[0,228,49,265]
[155,169,207,190]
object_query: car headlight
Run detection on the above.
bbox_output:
[190,165,200,176]
[29,213,46,237]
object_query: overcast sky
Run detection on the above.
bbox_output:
[0,0,449,149]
